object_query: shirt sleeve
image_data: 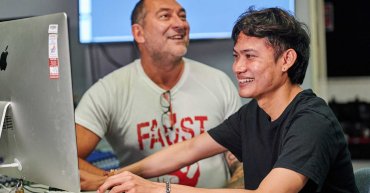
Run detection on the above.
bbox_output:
[208,107,245,161]
[75,79,112,138]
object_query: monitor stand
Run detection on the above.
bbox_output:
[0,101,11,139]
[0,101,22,171]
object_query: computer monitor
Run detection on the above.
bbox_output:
[0,13,80,192]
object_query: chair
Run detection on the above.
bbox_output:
[354,167,370,193]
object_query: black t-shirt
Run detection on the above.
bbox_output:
[208,89,359,193]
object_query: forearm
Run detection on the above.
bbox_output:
[98,171,252,193]
[117,133,225,178]
[79,157,106,176]
[118,139,195,178]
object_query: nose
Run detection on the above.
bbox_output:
[172,15,189,32]
[233,59,247,74]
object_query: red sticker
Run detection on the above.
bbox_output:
[49,58,59,79]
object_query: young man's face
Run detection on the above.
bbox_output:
[140,0,190,59]
[232,33,286,100]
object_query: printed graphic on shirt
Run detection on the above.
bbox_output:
[137,113,208,150]
[152,163,201,187]
[136,113,208,186]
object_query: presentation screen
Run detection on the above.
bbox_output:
[79,0,295,43]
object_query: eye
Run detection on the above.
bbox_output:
[179,13,187,21]
[233,53,239,62]
[245,54,255,59]
[159,14,170,20]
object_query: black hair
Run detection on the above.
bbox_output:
[232,7,310,85]
[131,0,146,25]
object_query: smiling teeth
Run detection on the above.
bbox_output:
[239,78,254,83]
[170,35,183,39]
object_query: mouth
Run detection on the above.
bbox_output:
[168,34,185,40]
[238,77,254,84]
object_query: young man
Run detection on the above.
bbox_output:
[76,0,241,190]
[97,7,359,193]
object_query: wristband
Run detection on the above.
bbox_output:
[103,169,118,177]
[165,181,171,193]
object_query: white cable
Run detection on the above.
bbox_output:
[0,159,22,171]
[0,163,18,168]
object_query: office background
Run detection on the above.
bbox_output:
[0,0,316,103]
[0,0,369,168]
[1,0,370,102]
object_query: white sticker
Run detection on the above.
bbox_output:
[48,33,59,79]
[48,34,58,59]
[48,24,58,34]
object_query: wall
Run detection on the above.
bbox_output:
[327,77,370,102]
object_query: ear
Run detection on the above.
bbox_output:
[281,48,297,72]
[132,24,145,43]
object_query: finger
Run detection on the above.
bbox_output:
[109,183,130,193]
[98,173,133,193]
[79,170,89,180]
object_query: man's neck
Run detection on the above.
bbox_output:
[258,84,302,121]
[141,56,185,90]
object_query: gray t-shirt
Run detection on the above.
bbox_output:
[76,58,241,188]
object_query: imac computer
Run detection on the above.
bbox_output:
[0,13,80,192]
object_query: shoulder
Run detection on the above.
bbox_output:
[287,91,343,140]
[295,91,337,124]
[93,60,140,89]
[84,60,139,97]
[289,90,333,120]
[102,60,139,82]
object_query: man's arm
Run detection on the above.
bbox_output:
[117,132,227,178]
[76,123,105,176]
[98,145,308,193]
[98,168,307,193]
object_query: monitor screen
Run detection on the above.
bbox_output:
[0,13,80,192]
[79,0,295,43]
